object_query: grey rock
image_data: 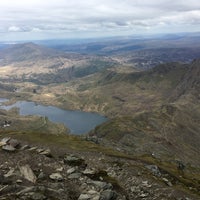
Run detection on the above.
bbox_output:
[38,171,46,179]
[36,148,44,153]
[49,173,63,181]
[100,189,117,200]
[130,186,141,193]
[89,190,100,200]
[16,179,23,183]
[64,154,85,166]
[8,138,20,148]
[0,137,10,144]
[177,161,185,171]
[139,193,149,198]
[78,194,91,200]
[82,168,96,175]
[4,168,15,177]
[85,136,99,144]
[20,144,30,150]
[17,186,36,195]
[162,178,173,186]
[39,149,52,157]
[68,172,81,179]
[0,141,6,147]
[65,155,80,162]
[19,164,37,183]
[28,147,38,151]
[67,167,76,174]
[78,190,100,200]
[145,165,161,177]
[91,181,112,190]
[142,181,152,188]
[56,167,64,172]
[2,144,16,152]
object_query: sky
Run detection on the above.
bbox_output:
[0,0,200,41]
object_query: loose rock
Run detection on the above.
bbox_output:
[67,167,76,174]
[19,164,37,183]
[39,149,52,157]
[49,173,63,181]
[145,165,161,177]
[2,145,16,152]
[64,154,85,166]
[100,189,117,200]
[68,172,81,179]
[8,139,20,148]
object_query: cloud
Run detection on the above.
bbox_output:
[0,0,200,40]
[8,26,22,32]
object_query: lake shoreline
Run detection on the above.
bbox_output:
[0,98,107,135]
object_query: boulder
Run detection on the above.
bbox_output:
[68,173,81,179]
[82,168,96,175]
[19,165,37,183]
[16,179,23,184]
[49,173,63,181]
[0,141,6,147]
[38,171,46,179]
[8,139,20,148]
[28,147,38,151]
[145,165,161,177]
[56,167,64,172]
[4,168,15,178]
[139,193,149,198]
[67,167,76,174]
[91,181,112,190]
[100,190,117,200]
[20,144,30,150]
[162,178,173,187]
[2,145,16,152]
[64,154,85,167]
[78,194,91,200]
[0,137,11,144]
[78,191,100,200]
[39,149,52,157]
[17,186,36,195]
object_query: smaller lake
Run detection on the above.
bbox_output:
[0,99,107,134]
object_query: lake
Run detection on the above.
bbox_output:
[0,99,107,134]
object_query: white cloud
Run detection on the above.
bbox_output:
[0,0,200,40]
[8,26,22,32]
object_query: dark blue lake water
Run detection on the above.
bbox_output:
[0,99,107,134]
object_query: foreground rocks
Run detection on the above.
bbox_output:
[0,137,199,200]
[0,137,120,200]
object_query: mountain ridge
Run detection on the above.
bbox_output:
[0,42,66,64]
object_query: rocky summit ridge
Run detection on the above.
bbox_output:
[0,137,199,200]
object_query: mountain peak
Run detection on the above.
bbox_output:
[0,42,63,63]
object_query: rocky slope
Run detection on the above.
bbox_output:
[0,136,199,200]
[88,60,200,198]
